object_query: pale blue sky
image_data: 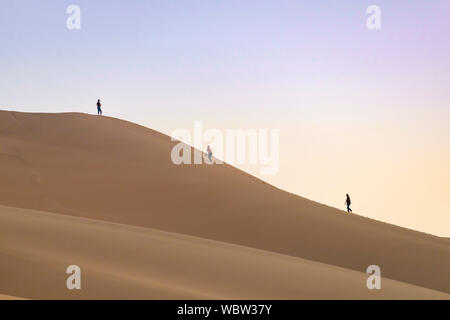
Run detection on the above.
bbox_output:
[1,1,449,125]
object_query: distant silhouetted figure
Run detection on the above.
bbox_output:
[206,145,212,162]
[97,99,102,115]
[345,194,352,213]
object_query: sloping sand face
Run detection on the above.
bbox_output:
[0,206,448,299]
[0,110,449,298]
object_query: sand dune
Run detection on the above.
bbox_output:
[0,110,449,298]
[0,294,25,300]
[0,205,448,299]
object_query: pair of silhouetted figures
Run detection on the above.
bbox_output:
[94,99,352,213]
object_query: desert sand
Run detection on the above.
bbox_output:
[0,111,449,299]
[0,294,25,300]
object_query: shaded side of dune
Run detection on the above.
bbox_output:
[1,206,448,299]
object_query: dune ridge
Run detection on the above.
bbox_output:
[0,110,449,298]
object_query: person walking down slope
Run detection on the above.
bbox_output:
[345,194,352,213]
[206,145,213,162]
[97,99,102,115]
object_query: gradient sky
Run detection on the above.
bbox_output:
[1,1,449,236]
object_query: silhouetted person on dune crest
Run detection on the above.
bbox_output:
[345,194,352,213]
[97,99,102,115]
